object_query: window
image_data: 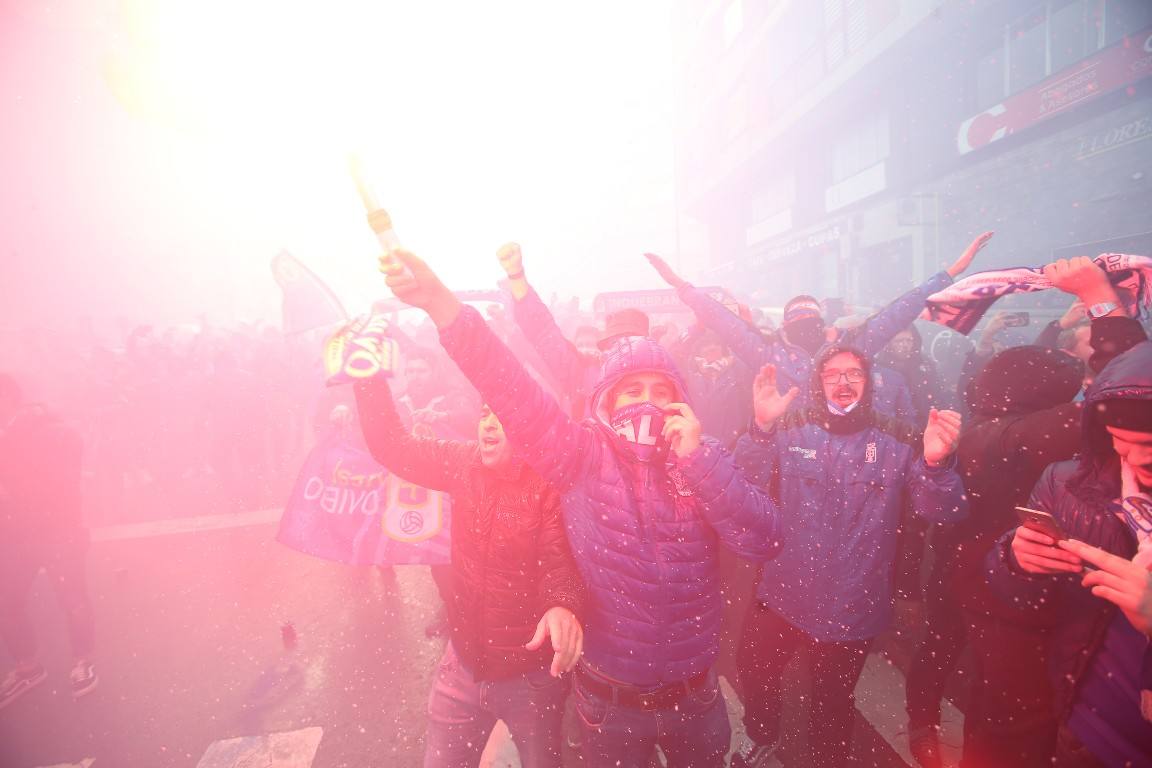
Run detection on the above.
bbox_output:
[976,47,1005,109]
[1008,8,1047,93]
[832,110,889,183]
[1050,0,1093,73]
[976,0,1144,108]
[1104,0,1152,45]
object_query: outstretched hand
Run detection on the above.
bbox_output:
[526,606,583,677]
[645,252,687,289]
[922,408,962,466]
[947,231,994,278]
[378,250,462,329]
[753,364,799,429]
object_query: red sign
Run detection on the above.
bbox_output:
[958,27,1152,155]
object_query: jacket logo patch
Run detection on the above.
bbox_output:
[788,446,817,460]
[865,443,878,464]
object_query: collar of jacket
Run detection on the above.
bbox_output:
[471,449,527,482]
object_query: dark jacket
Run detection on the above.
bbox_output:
[354,377,584,682]
[735,345,967,641]
[947,318,1147,621]
[668,326,755,449]
[876,324,945,421]
[986,338,1152,722]
[0,404,84,549]
[439,305,782,686]
[676,271,953,416]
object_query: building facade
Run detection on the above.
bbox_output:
[674,0,1152,311]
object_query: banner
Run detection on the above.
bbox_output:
[270,250,349,335]
[593,286,732,316]
[958,26,1152,155]
[277,432,450,565]
[323,313,399,386]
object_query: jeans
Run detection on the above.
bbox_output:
[572,666,730,768]
[737,604,871,768]
[423,643,567,768]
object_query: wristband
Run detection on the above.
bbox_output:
[506,270,525,280]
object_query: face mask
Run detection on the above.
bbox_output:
[609,402,669,463]
[785,319,826,356]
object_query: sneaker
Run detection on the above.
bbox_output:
[908,724,942,768]
[70,660,99,699]
[0,665,48,709]
[730,736,777,768]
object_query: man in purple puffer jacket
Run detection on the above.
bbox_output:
[379,249,784,767]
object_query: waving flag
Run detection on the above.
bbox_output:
[921,253,1152,334]
[270,250,349,335]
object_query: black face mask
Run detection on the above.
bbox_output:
[784,318,826,356]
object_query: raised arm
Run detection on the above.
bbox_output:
[380,249,592,492]
[908,409,968,523]
[849,232,994,356]
[645,252,774,369]
[353,376,472,492]
[498,243,590,389]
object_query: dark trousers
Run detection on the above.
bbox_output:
[737,604,871,768]
[0,536,96,663]
[905,550,967,731]
[961,608,1056,768]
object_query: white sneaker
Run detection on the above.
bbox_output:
[0,665,48,709]
[70,660,99,699]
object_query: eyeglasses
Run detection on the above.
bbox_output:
[820,369,866,385]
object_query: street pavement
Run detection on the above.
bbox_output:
[0,512,962,768]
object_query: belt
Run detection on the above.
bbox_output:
[575,666,711,711]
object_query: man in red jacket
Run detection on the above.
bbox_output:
[354,375,585,768]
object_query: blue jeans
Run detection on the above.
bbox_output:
[423,643,567,768]
[572,666,730,768]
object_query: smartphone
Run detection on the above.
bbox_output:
[1003,311,1031,327]
[1015,506,1065,540]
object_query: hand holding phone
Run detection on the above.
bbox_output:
[1016,506,1065,540]
[1012,507,1090,574]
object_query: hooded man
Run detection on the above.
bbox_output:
[644,232,994,415]
[354,376,584,768]
[904,257,1147,768]
[379,248,783,768]
[990,338,1152,768]
[731,346,968,768]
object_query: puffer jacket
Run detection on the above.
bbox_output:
[354,377,584,682]
[439,305,783,686]
[675,271,953,415]
[987,340,1152,722]
[735,344,968,641]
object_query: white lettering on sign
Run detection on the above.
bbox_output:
[302,475,381,515]
[1076,116,1152,160]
